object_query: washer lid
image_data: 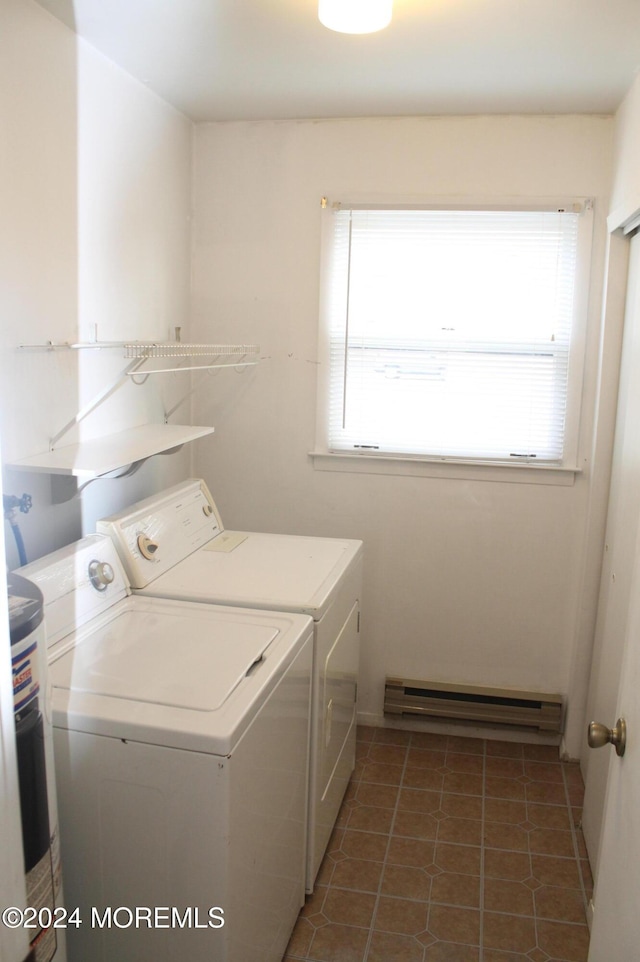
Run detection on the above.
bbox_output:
[51,608,277,711]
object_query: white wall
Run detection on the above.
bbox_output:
[192,115,614,745]
[0,0,196,570]
[609,73,640,229]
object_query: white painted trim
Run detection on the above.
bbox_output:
[608,200,640,235]
[311,451,579,486]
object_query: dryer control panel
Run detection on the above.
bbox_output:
[97,479,224,588]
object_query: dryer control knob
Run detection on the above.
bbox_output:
[137,534,159,561]
[203,504,213,517]
[88,560,115,591]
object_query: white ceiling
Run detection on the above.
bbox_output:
[35,0,640,122]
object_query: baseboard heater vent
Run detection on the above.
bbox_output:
[384,677,563,733]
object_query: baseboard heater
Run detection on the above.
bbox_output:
[384,677,563,733]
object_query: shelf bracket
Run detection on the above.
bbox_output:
[15,341,259,464]
[49,357,147,450]
[161,356,258,421]
[50,474,79,504]
[49,444,187,503]
[163,367,213,422]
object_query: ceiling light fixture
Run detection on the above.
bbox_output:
[318,0,393,34]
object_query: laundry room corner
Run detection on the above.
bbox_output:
[1,0,197,571]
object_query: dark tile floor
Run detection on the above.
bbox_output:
[284,726,592,962]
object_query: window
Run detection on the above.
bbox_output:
[316,202,593,471]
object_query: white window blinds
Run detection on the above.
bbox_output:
[322,206,590,465]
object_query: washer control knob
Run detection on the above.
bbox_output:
[203,504,213,517]
[88,560,115,591]
[137,534,159,561]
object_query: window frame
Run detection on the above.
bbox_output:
[312,197,594,485]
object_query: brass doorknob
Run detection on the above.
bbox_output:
[588,718,627,757]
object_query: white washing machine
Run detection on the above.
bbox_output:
[97,478,362,891]
[20,535,313,962]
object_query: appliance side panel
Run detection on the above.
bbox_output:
[229,632,313,961]
[52,730,230,962]
[307,558,362,889]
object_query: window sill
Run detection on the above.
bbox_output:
[309,451,580,486]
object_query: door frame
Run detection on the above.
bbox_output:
[579,205,640,922]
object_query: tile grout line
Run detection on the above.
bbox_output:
[361,734,413,962]
[420,733,437,962]
[479,737,486,962]
[524,756,540,956]
[562,761,591,923]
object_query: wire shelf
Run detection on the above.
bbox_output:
[14,340,260,463]
[122,343,260,359]
[18,341,260,359]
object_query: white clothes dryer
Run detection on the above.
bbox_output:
[20,535,313,962]
[98,478,362,891]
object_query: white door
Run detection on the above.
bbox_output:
[582,232,639,876]
[587,518,640,959]
[587,232,640,959]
